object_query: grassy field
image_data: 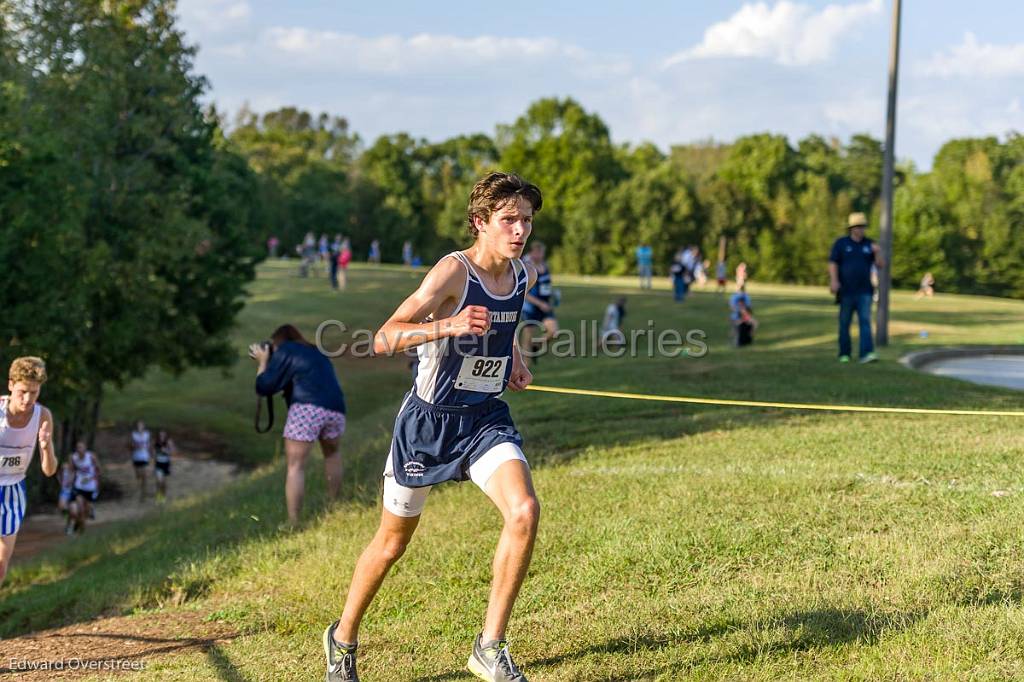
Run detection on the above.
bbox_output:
[3,260,1024,680]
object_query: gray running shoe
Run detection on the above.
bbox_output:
[323,621,359,682]
[467,633,527,682]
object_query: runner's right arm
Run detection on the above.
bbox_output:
[373,256,490,355]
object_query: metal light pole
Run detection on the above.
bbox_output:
[876,0,902,346]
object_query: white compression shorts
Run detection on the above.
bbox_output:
[382,442,528,518]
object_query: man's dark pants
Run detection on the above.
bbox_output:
[673,278,688,301]
[838,293,874,358]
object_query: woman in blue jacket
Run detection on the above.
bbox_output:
[250,325,347,525]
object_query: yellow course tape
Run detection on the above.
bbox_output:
[525,384,1024,417]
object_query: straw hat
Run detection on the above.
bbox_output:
[847,212,868,229]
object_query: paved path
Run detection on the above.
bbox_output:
[921,354,1024,391]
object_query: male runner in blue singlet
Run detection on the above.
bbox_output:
[323,172,542,682]
[519,241,558,365]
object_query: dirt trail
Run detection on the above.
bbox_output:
[0,610,237,680]
[1,429,247,679]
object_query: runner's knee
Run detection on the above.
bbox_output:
[506,496,540,535]
[375,533,410,564]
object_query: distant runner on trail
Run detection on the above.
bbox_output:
[322,172,542,682]
[129,420,152,503]
[153,429,175,503]
[69,440,100,534]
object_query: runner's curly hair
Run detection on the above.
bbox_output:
[9,356,47,384]
[466,172,542,237]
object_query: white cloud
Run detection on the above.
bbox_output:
[918,33,1024,78]
[177,8,1021,169]
[176,0,251,34]
[664,0,882,68]
[260,29,629,79]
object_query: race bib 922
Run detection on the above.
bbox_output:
[454,356,508,393]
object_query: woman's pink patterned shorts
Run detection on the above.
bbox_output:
[283,403,346,442]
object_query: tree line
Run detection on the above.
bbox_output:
[1,0,266,467]
[230,100,1024,298]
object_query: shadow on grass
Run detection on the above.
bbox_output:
[723,607,927,662]
[408,628,727,681]
[206,643,249,682]
[0,631,240,676]
[413,608,926,681]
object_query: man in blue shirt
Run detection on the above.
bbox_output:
[828,212,885,363]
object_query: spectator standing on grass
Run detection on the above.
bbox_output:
[318,234,329,264]
[828,212,885,364]
[635,243,653,290]
[736,262,748,289]
[338,238,352,291]
[300,232,317,277]
[716,260,728,292]
[368,239,381,264]
[669,250,688,302]
[329,234,343,290]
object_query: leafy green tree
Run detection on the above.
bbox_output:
[891,173,956,291]
[840,134,884,213]
[788,176,851,284]
[498,97,625,273]
[606,159,700,275]
[670,141,730,180]
[1,0,263,457]
[717,134,800,205]
[229,106,360,247]
[419,134,499,256]
[353,133,430,260]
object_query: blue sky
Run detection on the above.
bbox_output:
[177,0,1024,169]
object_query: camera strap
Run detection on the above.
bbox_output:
[255,394,274,433]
